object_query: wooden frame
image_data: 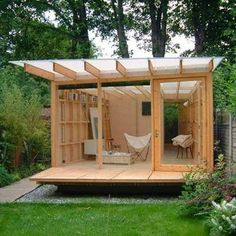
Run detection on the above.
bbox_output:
[10,57,220,184]
[50,73,214,173]
[151,75,213,172]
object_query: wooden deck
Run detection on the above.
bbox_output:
[30,160,186,184]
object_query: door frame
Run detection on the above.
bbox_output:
[151,76,213,172]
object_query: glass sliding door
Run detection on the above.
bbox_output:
[152,78,206,171]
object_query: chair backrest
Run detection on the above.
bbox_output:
[124,133,152,151]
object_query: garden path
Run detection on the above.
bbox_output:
[0,177,38,202]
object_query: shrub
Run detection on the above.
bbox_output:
[0,165,13,187]
[0,82,50,168]
[209,198,236,236]
[179,154,236,216]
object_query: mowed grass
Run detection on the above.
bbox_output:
[0,201,208,236]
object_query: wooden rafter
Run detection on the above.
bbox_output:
[160,87,164,98]
[116,60,127,77]
[176,82,180,99]
[105,89,121,98]
[190,81,201,96]
[84,61,100,78]
[148,59,155,76]
[136,86,150,100]
[53,62,76,80]
[208,59,214,72]
[24,63,55,81]
[180,59,183,74]
[115,87,136,100]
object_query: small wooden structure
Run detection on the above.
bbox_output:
[10,57,222,184]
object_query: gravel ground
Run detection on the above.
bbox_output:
[16,185,177,204]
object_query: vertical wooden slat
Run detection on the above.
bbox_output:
[201,78,207,167]
[97,81,103,169]
[151,79,155,171]
[160,95,164,161]
[51,82,59,167]
[206,73,214,171]
[152,80,162,170]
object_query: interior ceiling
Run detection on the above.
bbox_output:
[81,81,200,100]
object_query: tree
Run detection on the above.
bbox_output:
[28,0,92,58]
[111,0,129,57]
[129,0,170,57]
[170,0,236,60]
[148,0,169,57]
[89,0,130,57]
[0,0,95,61]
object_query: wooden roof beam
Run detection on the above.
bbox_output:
[115,87,136,100]
[208,59,214,72]
[53,62,76,80]
[180,59,183,74]
[24,63,55,81]
[148,59,155,76]
[116,60,127,77]
[84,61,100,78]
[189,81,201,97]
[136,86,150,100]
[176,82,180,99]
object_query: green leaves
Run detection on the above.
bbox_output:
[213,62,236,113]
[179,154,236,216]
[0,67,50,168]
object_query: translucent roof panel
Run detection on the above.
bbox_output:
[161,80,199,98]
[178,90,192,94]
[128,86,142,95]
[161,82,178,90]
[85,59,116,71]
[182,58,211,73]
[15,60,64,79]
[53,59,94,79]
[9,57,223,83]
[118,59,149,76]
[164,89,177,94]
[179,81,197,90]
[118,59,148,70]
[150,58,180,74]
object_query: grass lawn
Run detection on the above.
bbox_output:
[0,201,208,236]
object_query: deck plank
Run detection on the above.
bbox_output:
[30,160,185,183]
[149,171,185,182]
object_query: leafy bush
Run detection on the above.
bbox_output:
[209,198,236,236]
[11,163,47,181]
[179,154,236,216]
[0,165,13,187]
[0,82,50,168]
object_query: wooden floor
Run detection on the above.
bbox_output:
[30,160,186,184]
[162,146,198,165]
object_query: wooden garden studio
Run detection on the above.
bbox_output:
[11,57,222,184]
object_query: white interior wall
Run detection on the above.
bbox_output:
[108,94,151,159]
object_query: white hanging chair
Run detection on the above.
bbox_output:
[124,133,152,161]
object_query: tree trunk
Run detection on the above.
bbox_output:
[111,0,129,58]
[70,0,91,58]
[148,0,169,57]
[191,0,207,55]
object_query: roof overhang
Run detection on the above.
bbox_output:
[10,57,223,85]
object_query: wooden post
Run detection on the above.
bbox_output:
[201,78,207,168]
[151,79,155,171]
[51,82,59,167]
[206,73,214,171]
[97,81,103,169]
[152,80,162,170]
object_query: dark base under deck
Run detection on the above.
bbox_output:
[57,183,183,196]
